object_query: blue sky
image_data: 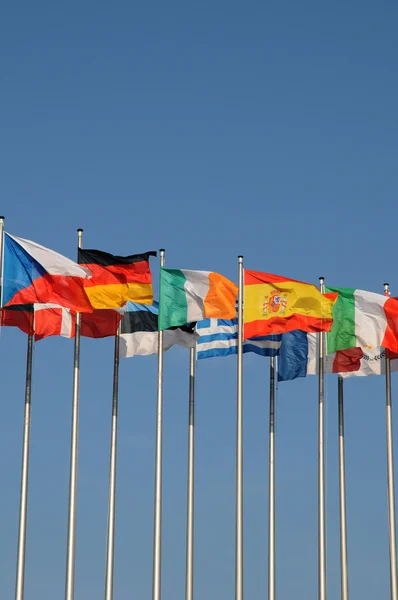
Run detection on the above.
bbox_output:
[0,1,397,598]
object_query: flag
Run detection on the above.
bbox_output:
[78,248,156,309]
[326,287,398,354]
[196,317,281,360]
[80,309,124,339]
[159,268,238,331]
[2,304,123,340]
[1,305,34,336]
[244,270,337,338]
[341,347,398,378]
[3,233,92,312]
[277,330,364,381]
[120,301,198,358]
[1,303,74,340]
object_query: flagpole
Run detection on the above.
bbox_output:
[185,346,195,600]
[384,282,398,600]
[268,356,276,600]
[0,215,5,307]
[65,228,83,600]
[104,323,121,600]
[338,375,349,600]
[318,276,326,600]
[236,255,244,600]
[152,248,165,600]
[15,334,34,600]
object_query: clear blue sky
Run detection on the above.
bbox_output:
[1,1,397,598]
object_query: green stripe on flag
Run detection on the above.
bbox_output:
[159,268,188,330]
[326,287,356,353]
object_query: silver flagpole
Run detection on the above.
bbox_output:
[185,347,195,600]
[65,228,83,600]
[236,255,244,600]
[0,215,5,306]
[268,356,276,600]
[152,248,165,600]
[15,334,34,600]
[384,282,398,600]
[104,323,121,600]
[338,375,349,600]
[318,276,326,600]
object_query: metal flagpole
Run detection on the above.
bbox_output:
[268,356,276,600]
[104,323,121,600]
[152,248,165,600]
[318,276,326,600]
[65,228,83,600]
[15,334,34,600]
[236,255,244,600]
[0,215,5,306]
[185,347,195,600]
[384,282,398,600]
[338,375,349,600]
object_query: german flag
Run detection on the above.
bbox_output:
[78,249,157,310]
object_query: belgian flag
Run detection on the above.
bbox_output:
[78,249,157,310]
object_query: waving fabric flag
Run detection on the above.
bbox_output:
[196,317,281,360]
[244,270,337,338]
[120,301,198,358]
[277,330,363,381]
[159,268,238,331]
[78,249,156,309]
[326,287,398,354]
[3,233,92,312]
[2,304,123,340]
[2,303,74,340]
[341,347,398,378]
[80,309,124,338]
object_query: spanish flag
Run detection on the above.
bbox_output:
[244,270,337,339]
[78,249,156,310]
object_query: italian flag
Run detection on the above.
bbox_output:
[159,268,238,330]
[326,287,398,354]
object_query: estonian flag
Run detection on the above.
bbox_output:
[120,301,198,358]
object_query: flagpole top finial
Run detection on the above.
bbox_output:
[319,276,325,282]
[0,216,5,220]
[384,282,390,288]
[159,248,165,253]
[238,255,243,261]
[77,228,83,233]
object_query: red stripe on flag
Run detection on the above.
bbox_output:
[81,262,152,288]
[244,314,334,338]
[382,297,398,354]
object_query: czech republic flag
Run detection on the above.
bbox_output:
[3,233,93,312]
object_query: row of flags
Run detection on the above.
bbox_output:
[195,317,398,378]
[2,230,398,370]
[3,226,398,600]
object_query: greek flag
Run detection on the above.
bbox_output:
[196,318,281,360]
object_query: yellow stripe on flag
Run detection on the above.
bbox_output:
[85,283,153,309]
[244,281,335,324]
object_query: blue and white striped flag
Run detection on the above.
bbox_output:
[196,318,281,360]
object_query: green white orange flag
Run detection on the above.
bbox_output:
[326,287,398,354]
[158,268,238,330]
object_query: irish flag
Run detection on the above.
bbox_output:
[158,268,238,330]
[326,287,398,354]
